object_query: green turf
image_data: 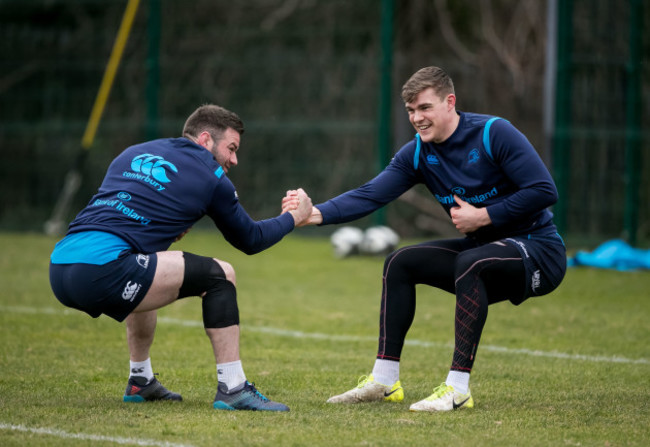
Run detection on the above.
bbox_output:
[1,231,649,446]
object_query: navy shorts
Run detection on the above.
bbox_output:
[412,231,566,306]
[505,232,567,304]
[49,251,158,322]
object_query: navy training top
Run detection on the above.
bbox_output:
[316,112,559,242]
[53,137,295,260]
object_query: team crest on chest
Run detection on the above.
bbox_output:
[468,148,480,164]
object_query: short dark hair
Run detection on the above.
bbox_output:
[401,66,455,104]
[182,104,245,140]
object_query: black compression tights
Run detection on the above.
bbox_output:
[376,238,525,372]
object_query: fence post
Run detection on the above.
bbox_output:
[552,0,574,236]
[374,0,394,226]
[623,0,642,246]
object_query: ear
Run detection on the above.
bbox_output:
[197,131,212,149]
[446,94,456,109]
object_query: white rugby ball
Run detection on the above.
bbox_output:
[330,226,364,258]
[359,226,400,255]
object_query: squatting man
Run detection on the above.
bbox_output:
[50,104,314,412]
[283,66,566,412]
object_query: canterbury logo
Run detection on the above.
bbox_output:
[122,281,141,302]
[131,154,178,183]
[136,254,150,269]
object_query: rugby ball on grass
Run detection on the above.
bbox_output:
[359,226,400,256]
[330,226,364,258]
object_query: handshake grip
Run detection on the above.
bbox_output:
[282,188,312,227]
[282,189,322,227]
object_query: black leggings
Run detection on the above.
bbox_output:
[376,238,525,373]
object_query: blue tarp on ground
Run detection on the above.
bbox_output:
[568,239,650,271]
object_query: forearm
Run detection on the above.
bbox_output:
[486,185,557,228]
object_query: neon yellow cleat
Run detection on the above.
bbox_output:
[326,374,404,403]
[409,383,474,412]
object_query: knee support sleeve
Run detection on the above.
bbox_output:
[179,252,239,329]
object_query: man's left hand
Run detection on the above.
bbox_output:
[450,195,492,234]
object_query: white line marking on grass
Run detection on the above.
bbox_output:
[0,423,195,447]
[232,323,650,365]
[4,305,650,365]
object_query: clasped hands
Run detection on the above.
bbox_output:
[282,189,322,227]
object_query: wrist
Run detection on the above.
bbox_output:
[480,207,492,227]
[309,207,323,225]
[288,209,302,226]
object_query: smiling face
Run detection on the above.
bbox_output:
[209,128,240,174]
[405,87,459,144]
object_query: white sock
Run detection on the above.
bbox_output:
[217,360,247,390]
[129,358,154,381]
[371,359,400,386]
[446,370,470,395]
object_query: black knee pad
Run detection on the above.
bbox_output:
[180,252,239,329]
[179,252,226,297]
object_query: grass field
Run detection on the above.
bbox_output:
[1,230,649,446]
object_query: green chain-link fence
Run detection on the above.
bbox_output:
[1,0,648,246]
[553,0,649,246]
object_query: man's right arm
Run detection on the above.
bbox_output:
[207,178,309,255]
[283,146,418,226]
[315,162,416,225]
[282,165,415,226]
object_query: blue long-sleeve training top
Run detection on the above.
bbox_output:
[316,112,558,242]
[52,137,294,263]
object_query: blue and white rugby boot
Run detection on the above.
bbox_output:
[123,375,182,402]
[213,381,289,412]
